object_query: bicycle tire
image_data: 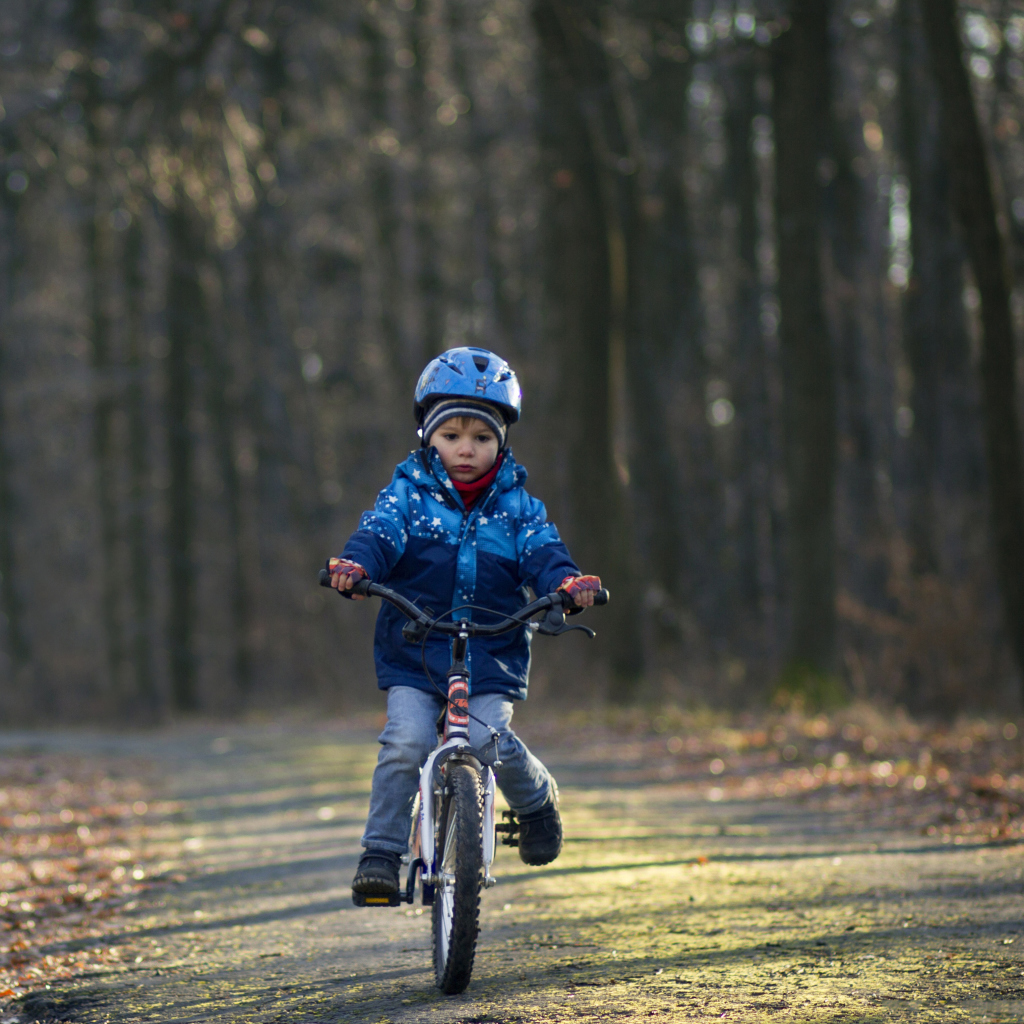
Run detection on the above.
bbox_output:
[432,762,483,994]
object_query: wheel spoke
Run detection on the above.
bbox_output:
[431,765,482,994]
[439,800,457,965]
[441,887,452,957]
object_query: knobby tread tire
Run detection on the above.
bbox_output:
[432,763,483,994]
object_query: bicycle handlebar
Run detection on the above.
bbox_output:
[317,567,608,638]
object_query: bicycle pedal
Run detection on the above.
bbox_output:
[495,809,520,847]
[352,891,408,908]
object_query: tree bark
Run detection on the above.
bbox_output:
[124,214,157,717]
[445,0,522,352]
[0,183,30,674]
[920,0,1024,686]
[826,43,889,617]
[533,0,644,701]
[898,0,974,583]
[362,9,410,402]
[898,2,940,575]
[725,44,777,634]
[406,1,444,361]
[772,2,839,685]
[625,6,694,627]
[204,262,253,698]
[73,0,126,697]
[166,204,201,712]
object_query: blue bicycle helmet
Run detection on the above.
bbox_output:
[414,347,522,425]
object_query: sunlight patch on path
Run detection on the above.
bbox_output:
[7,724,1024,1024]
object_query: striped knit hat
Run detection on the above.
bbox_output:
[420,398,508,448]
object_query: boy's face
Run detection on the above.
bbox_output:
[429,417,500,482]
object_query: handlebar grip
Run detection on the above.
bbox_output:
[319,566,373,599]
[556,586,610,608]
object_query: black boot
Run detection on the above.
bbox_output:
[517,796,562,866]
[352,849,402,895]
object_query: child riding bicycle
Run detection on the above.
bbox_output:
[328,347,601,899]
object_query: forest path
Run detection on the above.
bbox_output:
[14,722,1024,1024]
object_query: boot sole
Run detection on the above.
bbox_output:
[352,877,400,895]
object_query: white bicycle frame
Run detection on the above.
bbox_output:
[415,739,497,889]
[411,649,499,894]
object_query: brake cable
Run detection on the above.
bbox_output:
[417,600,546,770]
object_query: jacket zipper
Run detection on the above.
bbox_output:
[422,449,461,512]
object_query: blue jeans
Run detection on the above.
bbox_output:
[361,686,555,855]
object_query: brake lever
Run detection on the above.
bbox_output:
[401,606,435,643]
[402,621,428,642]
[563,623,596,638]
[536,622,597,638]
[534,606,596,638]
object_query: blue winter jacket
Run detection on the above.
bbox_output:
[341,447,580,700]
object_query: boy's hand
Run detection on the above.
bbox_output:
[557,574,601,609]
[328,558,369,600]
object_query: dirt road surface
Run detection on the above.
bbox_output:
[5,721,1024,1023]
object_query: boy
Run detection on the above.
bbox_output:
[329,346,601,897]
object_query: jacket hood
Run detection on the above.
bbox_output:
[396,446,526,508]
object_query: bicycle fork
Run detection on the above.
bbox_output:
[417,751,497,892]
[418,626,498,890]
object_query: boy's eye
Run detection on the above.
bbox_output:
[476,434,494,443]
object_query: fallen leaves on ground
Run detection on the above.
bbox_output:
[525,702,1024,845]
[0,749,174,1007]
[3,706,1023,1016]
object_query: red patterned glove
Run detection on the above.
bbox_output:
[557,574,601,612]
[328,557,368,593]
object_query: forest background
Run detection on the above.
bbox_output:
[1,0,1024,724]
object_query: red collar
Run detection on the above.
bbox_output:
[451,454,503,510]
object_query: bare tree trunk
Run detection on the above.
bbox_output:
[446,0,516,350]
[0,185,30,675]
[624,4,696,644]
[165,204,200,712]
[406,0,444,360]
[124,214,157,717]
[204,262,252,698]
[833,213,892,625]
[827,36,889,617]
[0,352,25,673]
[920,0,1024,687]
[244,215,322,534]
[533,0,644,701]
[725,44,777,636]
[362,9,411,399]
[73,0,126,698]
[899,0,945,576]
[772,1,839,692]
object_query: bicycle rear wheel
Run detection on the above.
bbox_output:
[432,762,483,994]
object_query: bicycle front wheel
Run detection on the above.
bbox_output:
[432,762,483,994]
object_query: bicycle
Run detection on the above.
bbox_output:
[318,567,608,994]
